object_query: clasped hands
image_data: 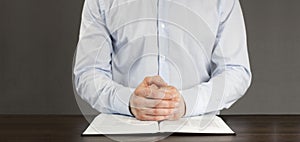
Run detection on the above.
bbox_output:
[129,76,186,121]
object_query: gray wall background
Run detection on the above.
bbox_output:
[1,0,299,115]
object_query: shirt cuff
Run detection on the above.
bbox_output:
[114,86,134,116]
[180,83,212,117]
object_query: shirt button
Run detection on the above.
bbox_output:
[161,55,166,61]
[161,23,165,28]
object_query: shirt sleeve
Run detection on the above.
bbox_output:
[73,0,133,116]
[181,0,252,117]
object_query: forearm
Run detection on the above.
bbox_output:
[181,65,251,117]
[179,0,252,117]
[74,69,133,116]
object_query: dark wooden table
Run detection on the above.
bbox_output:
[0,115,299,142]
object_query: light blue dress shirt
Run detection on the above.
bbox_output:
[73,0,252,117]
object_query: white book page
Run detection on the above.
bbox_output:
[159,115,234,134]
[83,114,159,135]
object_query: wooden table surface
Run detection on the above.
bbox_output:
[0,115,299,142]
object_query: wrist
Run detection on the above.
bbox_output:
[129,94,136,117]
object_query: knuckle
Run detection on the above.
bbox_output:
[138,115,144,120]
[134,88,142,95]
[166,109,171,114]
[169,85,175,89]
[131,100,137,107]
[144,87,151,94]
[145,100,152,107]
[169,86,178,92]
[171,109,176,114]
[156,116,164,121]
[138,88,150,97]
[160,101,167,107]
[153,109,158,115]
[152,100,159,107]
[153,75,160,80]
[168,102,174,108]
[136,100,146,108]
[163,109,168,115]
[144,76,151,82]
[155,102,163,108]
[132,98,139,106]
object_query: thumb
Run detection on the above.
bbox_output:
[145,75,168,87]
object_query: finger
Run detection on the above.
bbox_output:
[149,84,159,90]
[143,108,176,116]
[148,99,173,108]
[144,99,179,108]
[134,87,158,98]
[146,88,176,99]
[135,87,174,99]
[154,100,180,108]
[144,76,168,87]
[165,113,177,121]
[138,115,168,121]
[160,86,181,100]
[130,96,179,109]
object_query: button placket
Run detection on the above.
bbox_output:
[157,0,170,83]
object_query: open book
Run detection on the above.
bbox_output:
[82,114,234,135]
